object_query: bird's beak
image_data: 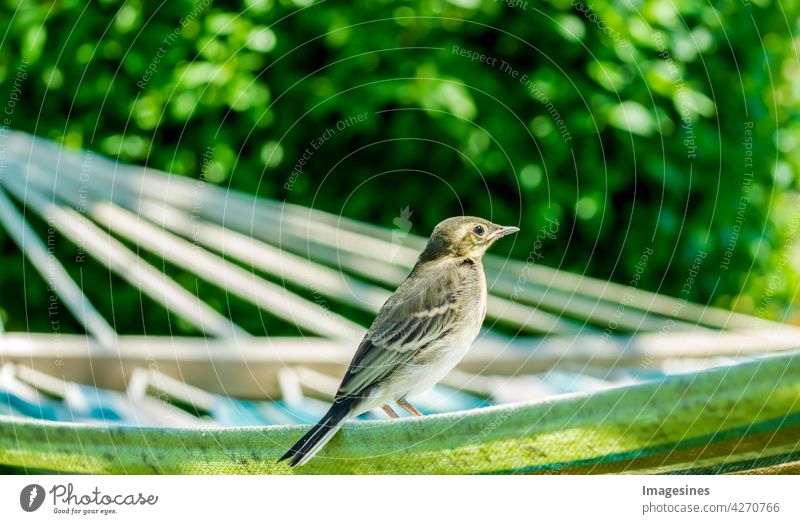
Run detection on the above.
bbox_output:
[488,225,520,240]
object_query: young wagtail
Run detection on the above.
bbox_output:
[278,216,519,466]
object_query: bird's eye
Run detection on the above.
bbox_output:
[473,225,485,236]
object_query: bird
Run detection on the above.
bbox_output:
[278,216,519,467]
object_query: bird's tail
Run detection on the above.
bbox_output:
[278,399,356,467]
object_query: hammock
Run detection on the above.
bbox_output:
[1,351,798,474]
[0,131,798,474]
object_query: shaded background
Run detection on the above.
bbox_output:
[1,0,799,335]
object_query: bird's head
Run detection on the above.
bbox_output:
[417,216,519,263]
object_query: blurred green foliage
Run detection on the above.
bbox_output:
[1,0,799,334]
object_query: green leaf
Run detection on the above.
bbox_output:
[607,101,657,136]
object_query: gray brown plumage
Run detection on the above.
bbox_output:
[278,216,519,466]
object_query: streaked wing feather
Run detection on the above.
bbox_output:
[336,265,465,398]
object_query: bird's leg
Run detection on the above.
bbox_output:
[382,404,400,418]
[397,398,423,416]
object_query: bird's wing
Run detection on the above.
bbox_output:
[336,261,470,398]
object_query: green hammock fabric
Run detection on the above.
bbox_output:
[1,351,798,474]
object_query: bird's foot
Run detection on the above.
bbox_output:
[382,404,399,418]
[398,398,423,416]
